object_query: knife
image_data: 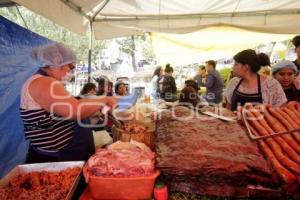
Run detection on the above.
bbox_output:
[201,111,237,122]
[102,105,124,128]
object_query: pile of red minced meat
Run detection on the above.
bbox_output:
[84,141,155,180]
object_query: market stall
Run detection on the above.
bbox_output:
[1,100,300,199]
[1,1,300,198]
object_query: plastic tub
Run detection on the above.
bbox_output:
[87,171,160,199]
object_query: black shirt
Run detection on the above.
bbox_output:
[284,84,300,102]
[293,59,300,71]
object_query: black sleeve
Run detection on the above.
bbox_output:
[171,77,177,93]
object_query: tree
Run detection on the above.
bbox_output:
[1,6,156,71]
[0,6,108,65]
[142,33,156,60]
[117,34,156,72]
[117,36,137,71]
[219,67,233,86]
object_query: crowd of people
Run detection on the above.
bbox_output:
[150,35,300,110]
[16,35,300,166]
[150,61,224,106]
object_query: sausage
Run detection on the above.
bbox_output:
[294,101,300,112]
[246,109,300,175]
[268,107,300,144]
[250,108,300,165]
[281,107,300,127]
[287,101,298,109]
[250,126,296,184]
[276,108,300,144]
[287,101,300,116]
[262,105,300,156]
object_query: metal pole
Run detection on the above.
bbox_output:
[88,20,93,82]
[73,63,78,95]
[15,5,29,29]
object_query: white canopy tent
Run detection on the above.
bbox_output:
[150,26,295,66]
[11,0,300,39]
[4,0,300,74]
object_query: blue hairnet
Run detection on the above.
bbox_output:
[33,42,76,68]
[272,60,298,74]
[0,16,53,178]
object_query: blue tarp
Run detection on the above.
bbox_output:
[0,16,53,177]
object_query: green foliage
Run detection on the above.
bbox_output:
[0,6,156,68]
[117,34,155,59]
[219,67,233,86]
[0,6,107,64]
[117,36,135,55]
[142,34,156,60]
[116,34,156,71]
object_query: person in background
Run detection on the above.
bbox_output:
[258,53,271,77]
[225,70,235,86]
[179,86,200,107]
[225,49,287,111]
[20,42,118,163]
[94,78,114,132]
[115,82,128,96]
[150,66,163,99]
[203,60,224,104]
[97,78,113,96]
[292,35,300,70]
[78,82,106,126]
[157,64,177,102]
[184,79,199,92]
[80,82,97,96]
[291,35,300,90]
[259,66,272,76]
[272,60,300,102]
[193,65,206,88]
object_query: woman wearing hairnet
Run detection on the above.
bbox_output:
[272,60,300,102]
[20,43,118,163]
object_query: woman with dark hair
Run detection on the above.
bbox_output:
[184,79,199,92]
[150,66,163,99]
[115,82,128,96]
[80,82,97,96]
[272,60,300,102]
[225,49,287,111]
[291,35,300,90]
[179,86,199,107]
[292,35,300,70]
[157,64,177,102]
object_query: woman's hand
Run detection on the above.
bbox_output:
[293,78,300,90]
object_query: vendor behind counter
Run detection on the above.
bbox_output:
[225,49,287,111]
[19,43,118,163]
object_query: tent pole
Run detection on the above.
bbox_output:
[94,8,300,22]
[88,0,110,83]
[88,20,93,83]
[91,0,110,20]
[15,5,28,29]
